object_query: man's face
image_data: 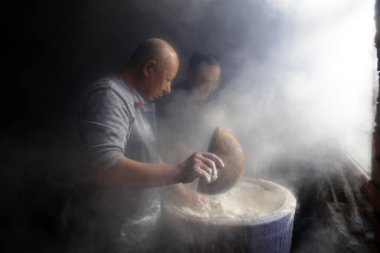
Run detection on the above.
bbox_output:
[191,63,221,100]
[142,59,179,102]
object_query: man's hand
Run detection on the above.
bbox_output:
[176,152,224,184]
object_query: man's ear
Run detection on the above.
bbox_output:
[142,59,157,77]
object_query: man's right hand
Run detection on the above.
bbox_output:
[176,152,225,184]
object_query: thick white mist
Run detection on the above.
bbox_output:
[124,0,377,176]
[215,0,376,176]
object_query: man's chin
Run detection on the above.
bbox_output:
[151,94,164,101]
[193,91,209,101]
[147,96,158,102]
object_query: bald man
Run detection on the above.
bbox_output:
[63,39,224,253]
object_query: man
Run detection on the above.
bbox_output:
[178,52,221,101]
[63,39,224,253]
[157,53,222,164]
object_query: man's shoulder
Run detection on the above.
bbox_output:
[81,74,136,117]
[89,74,127,92]
[85,74,135,102]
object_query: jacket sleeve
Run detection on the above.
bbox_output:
[80,86,133,175]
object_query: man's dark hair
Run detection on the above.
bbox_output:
[188,53,220,74]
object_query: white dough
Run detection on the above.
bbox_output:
[169,180,288,221]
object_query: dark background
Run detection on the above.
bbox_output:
[1,1,379,252]
[2,1,284,251]
[3,0,285,130]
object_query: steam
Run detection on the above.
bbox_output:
[190,0,377,178]
[118,199,161,252]
[122,0,375,179]
[150,1,375,185]
[2,1,376,253]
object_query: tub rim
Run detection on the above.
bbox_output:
[162,177,297,227]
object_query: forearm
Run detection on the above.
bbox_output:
[93,157,181,188]
[92,152,224,191]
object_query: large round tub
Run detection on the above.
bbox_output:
[162,178,297,253]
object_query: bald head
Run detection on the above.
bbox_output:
[128,38,179,68]
[123,38,179,101]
